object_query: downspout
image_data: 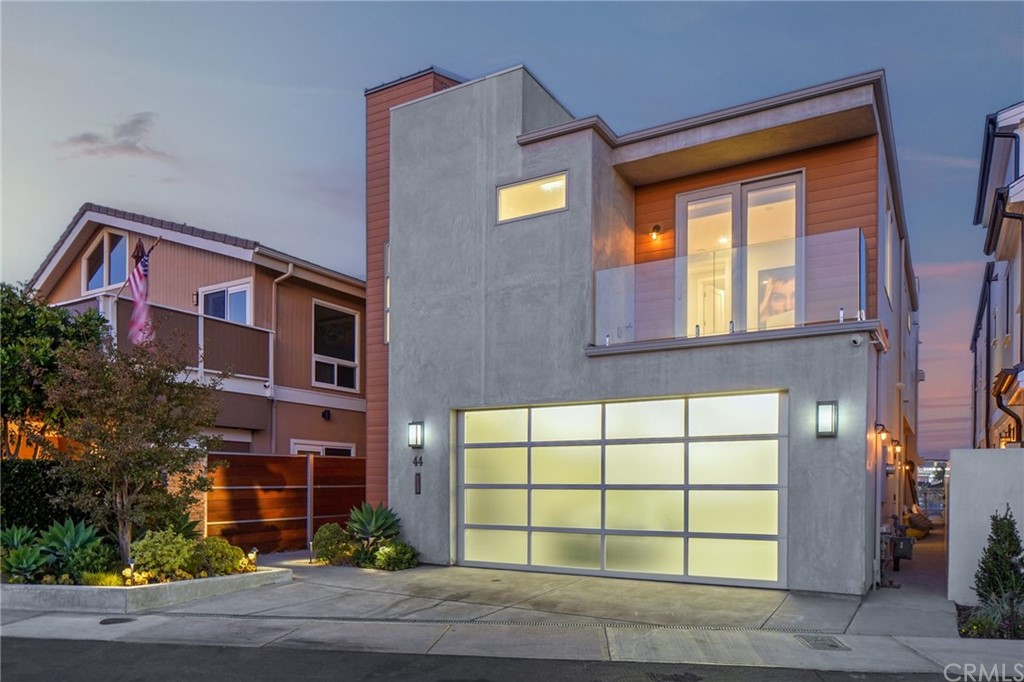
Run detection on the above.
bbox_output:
[989,117,1021,182]
[986,276,993,448]
[270,263,295,453]
[994,388,1023,445]
[993,360,1024,445]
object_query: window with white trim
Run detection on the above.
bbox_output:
[291,440,356,457]
[199,279,252,325]
[497,172,568,223]
[82,230,129,293]
[312,301,358,391]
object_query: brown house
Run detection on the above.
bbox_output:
[29,203,367,551]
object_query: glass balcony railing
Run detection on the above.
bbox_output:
[595,228,866,346]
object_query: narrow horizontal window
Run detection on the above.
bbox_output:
[497,172,567,223]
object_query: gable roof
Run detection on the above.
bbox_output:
[29,202,364,297]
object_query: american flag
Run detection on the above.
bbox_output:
[127,246,153,345]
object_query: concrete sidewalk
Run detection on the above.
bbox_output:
[2,535,1022,675]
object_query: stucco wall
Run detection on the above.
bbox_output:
[389,67,878,595]
[947,448,1024,606]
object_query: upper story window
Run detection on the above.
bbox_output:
[676,173,802,335]
[82,230,129,293]
[497,172,567,223]
[199,279,251,325]
[312,300,358,392]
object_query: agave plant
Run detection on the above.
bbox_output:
[1,525,37,551]
[166,512,202,541]
[1,545,48,583]
[39,519,100,569]
[345,503,401,559]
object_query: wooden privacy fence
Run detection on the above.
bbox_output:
[205,453,366,553]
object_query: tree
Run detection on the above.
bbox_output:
[1,283,106,458]
[43,338,222,562]
[974,504,1024,603]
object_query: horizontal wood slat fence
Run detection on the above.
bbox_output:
[206,452,366,553]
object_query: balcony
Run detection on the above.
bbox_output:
[595,228,866,347]
[59,296,272,381]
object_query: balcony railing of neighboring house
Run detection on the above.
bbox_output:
[56,296,273,381]
[595,228,867,346]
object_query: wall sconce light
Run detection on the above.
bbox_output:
[192,291,199,307]
[649,224,662,241]
[816,401,838,438]
[875,423,889,441]
[893,440,903,455]
[321,409,331,421]
[408,421,424,449]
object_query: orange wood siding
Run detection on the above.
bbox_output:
[365,72,459,506]
[634,136,879,317]
[273,280,365,396]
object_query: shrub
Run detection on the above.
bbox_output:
[0,459,82,530]
[130,530,196,582]
[373,540,418,571]
[346,503,400,558]
[2,545,48,583]
[39,519,101,571]
[974,505,1024,604]
[66,541,120,582]
[193,536,245,576]
[81,571,124,587]
[312,523,355,565]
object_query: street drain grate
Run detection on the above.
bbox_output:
[99,617,136,625]
[794,634,851,651]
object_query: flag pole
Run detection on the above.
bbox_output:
[112,236,162,301]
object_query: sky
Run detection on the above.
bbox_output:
[2,2,1022,459]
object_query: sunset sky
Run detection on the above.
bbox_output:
[2,2,1022,459]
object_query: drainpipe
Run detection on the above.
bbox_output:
[988,117,1021,182]
[992,362,1024,445]
[270,263,295,453]
[986,276,993,448]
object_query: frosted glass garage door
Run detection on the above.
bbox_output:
[458,393,787,587]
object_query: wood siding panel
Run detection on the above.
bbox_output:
[634,136,878,317]
[207,488,307,522]
[273,400,365,458]
[365,72,457,505]
[273,280,366,396]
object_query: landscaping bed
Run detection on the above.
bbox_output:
[1,566,291,613]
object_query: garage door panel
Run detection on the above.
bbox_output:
[532,532,601,569]
[460,393,785,587]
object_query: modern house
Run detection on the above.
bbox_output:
[28,203,368,551]
[950,102,1024,605]
[970,102,1024,448]
[369,66,920,596]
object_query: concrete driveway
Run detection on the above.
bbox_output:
[149,551,862,634]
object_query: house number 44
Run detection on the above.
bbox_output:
[413,455,423,467]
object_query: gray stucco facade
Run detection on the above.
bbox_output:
[386,67,914,596]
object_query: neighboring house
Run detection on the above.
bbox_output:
[970,102,1024,448]
[370,66,920,596]
[28,203,367,551]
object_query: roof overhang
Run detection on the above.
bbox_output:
[30,206,364,299]
[518,70,917,309]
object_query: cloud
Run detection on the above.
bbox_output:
[914,260,988,279]
[56,112,178,164]
[901,149,979,171]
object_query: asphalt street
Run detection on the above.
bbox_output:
[1,638,951,681]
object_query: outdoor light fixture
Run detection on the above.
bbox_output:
[875,423,889,441]
[893,440,903,455]
[408,421,424,449]
[649,224,662,241]
[816,401,838,438]
[248,547,259,569]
